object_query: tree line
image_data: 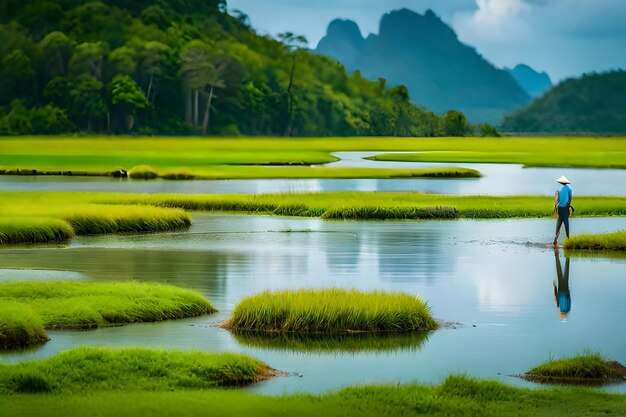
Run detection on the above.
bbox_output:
[0,0,490,137]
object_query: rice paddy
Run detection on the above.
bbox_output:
[0,347,275,393]
[2,375,626,417]
[0,281,216,349]
[522,353,626,385]
[224,289,438,334]
[564,230,626,251]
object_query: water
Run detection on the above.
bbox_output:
[1,152,624,195]
[1,214,625,394]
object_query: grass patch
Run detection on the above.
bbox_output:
[522,353,626,385]
[103,191,626,220]
[0,347,275,394]
[128,165,159,179]
[0,136,624,170]
[0,194,192,245]
[233,330,430,353]
[224,289,438,334]
[2,375,626,417]
[0,217,74,245]
[564,230,626,251]
[0,281,216,349]
[0,303,49,350]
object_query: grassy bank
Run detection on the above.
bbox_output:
[1,191,625,246]
[522,353,626,385]
[106,192,626,220]
[0,347,274,393]
[224,289,438,334]
[0,218,74,245]
[2,375,626,417]
[0,281,216,349]
[564,230,626,251]
[1,137,624,172]
[0,194,192,245]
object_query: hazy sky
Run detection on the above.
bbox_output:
[227,0,626,81]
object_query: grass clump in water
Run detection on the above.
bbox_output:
[523,353,626,384]
[224,289,438,334]
[128,165,159,179]
[564,230,626,251]
[0,303,49,350]
[0,281,216,348]
[0,347,275,393]
[0,217,74,245]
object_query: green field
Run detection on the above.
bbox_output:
[225,289,438,334]
[0,137,624,175]
[0,281,215,349]
[1,375,625,417]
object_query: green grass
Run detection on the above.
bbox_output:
[0,281,216,349]
[0,303,49,350]
[0,217,74,245]
[233,330,429,353]
[0,137,624,173]
[224,289,438,334]
[564,230,626,251]
[0,347,274,394]
[525,353,626,384]
[1,191,625,246]
[1,375,626,417]
[0,194,192,245]
[103,191,626,220]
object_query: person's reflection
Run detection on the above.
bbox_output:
[553,249,571,320]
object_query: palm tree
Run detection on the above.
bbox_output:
[277,32,308,136]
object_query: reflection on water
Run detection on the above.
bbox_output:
[553,250,571,321]
[232,331,430,354]
[0,215,625,394]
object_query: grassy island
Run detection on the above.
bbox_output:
[0,281,216,349]
[564,231,626,251]
[224,289,438,334]
[521,353,626,385]
[0,347,275,393]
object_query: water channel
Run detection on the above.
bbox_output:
[1,153,625,394]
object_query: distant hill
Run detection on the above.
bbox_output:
[316,9,531,124]
[506,64,552,97]
[501,71,626,133]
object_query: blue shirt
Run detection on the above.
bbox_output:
[558,184,572,207]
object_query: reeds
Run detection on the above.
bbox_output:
[524,353,626,384]
[0,281,216,349]
[0,217,74,245]
[564,230,626,251]
[224,289,438,334]
[0,347,274,393]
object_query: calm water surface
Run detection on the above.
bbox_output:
[1,152,624,195]
[1,214,625,394]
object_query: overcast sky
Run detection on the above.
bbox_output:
[227,0,626,81]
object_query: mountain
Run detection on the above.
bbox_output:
[506,64,552,97]
[0,0,456,136]
[316,9,531,124]
[501,70,626,133]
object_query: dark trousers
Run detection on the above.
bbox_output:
[556,206,570,238]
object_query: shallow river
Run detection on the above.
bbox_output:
[1,152,625,195]
[1,214,625,394]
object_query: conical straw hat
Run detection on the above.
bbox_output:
[556,176,571,184]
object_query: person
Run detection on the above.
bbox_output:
[553,175,572,246]
[553,248,571,320]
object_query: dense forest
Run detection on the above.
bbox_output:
[501,71,626,133]
[0,0,480,137]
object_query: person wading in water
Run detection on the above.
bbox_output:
[553,176,573,246]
